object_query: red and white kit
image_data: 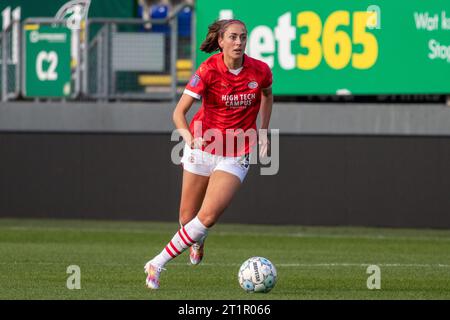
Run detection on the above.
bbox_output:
[182,53,272,181]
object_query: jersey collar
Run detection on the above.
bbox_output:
[217,52,250,74]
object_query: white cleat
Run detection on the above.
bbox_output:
[144,261,165,289]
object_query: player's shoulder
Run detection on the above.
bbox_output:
[245,55,271,72]
[198,53,222,75]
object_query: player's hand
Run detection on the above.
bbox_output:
[258,130,270,158]
[190,137,207,150]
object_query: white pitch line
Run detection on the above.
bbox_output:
[169,262,450,268]
[2,262,449,268]
[2,226,450,242]
[273,263,450,268]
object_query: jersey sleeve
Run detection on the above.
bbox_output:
[184,65,208,100]
[261,63,273,89]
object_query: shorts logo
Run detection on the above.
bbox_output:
[248,81,258,89]
[190,74,201,87]
[238,154,250,169]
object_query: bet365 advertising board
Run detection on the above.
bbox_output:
[195,0,450,95]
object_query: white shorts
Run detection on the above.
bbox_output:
[180,144,250,183]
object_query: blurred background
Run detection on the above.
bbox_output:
[1,0,449,228]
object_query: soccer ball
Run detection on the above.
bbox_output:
[238,257,277,293]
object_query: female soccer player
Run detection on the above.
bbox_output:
[144,19,273,289]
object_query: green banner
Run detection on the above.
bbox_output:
[196,0,450,95]
[24,25,71,97]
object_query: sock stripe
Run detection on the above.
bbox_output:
[178,230,191,246]
[182,227,195,244]
[152,220,208,268]
[165,246,176,258]
[169,241,181,255]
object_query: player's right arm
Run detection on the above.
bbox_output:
[174,66,209,149]
[173,94,199,148]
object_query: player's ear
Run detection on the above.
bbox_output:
[218,35,224,50]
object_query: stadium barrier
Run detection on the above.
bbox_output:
[1,128,450,229]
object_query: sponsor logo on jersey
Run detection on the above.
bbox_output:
[222,93,256,108]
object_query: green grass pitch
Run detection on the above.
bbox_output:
[1,218,450,300]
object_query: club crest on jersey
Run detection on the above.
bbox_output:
[248,81,258,89]
[190,74,201,87]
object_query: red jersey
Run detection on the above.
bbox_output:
[184,53,272,157]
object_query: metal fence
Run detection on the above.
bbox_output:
[85,18,178,101]
[0,3,193,102]
[1,17,21,101]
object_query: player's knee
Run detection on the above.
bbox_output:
[179,207,197,226]
[197,211,218,228]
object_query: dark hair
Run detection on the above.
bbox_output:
[199,19,247,53]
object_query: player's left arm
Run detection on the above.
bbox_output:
[258,86,273,157]
[260,86,273,130]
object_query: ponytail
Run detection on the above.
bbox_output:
[200,19,247,53]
